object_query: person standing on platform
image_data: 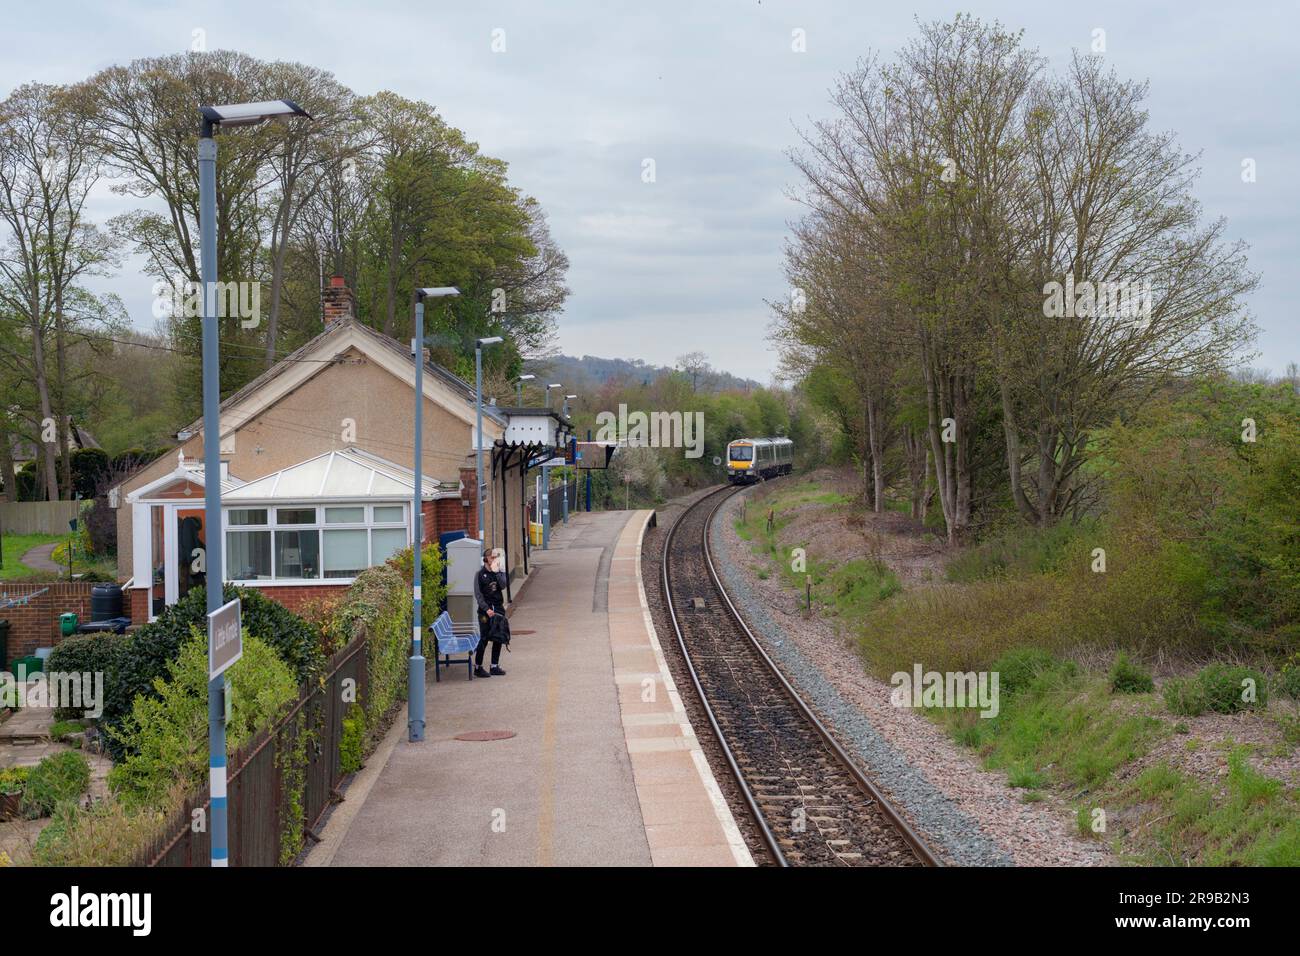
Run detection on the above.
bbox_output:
[474,549,509,678]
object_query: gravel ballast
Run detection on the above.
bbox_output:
[709,487,1112,867]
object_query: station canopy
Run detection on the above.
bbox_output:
[222,447,452,503]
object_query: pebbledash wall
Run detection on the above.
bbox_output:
[0,582,98,661]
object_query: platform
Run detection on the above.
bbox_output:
[307,509,751,867]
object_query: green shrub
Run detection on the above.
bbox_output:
[49,720,84,742]
[946,519,1089,583]
[100,585,323,760]
[1162,676,1208,717]
[21,751,91,817]
[1110,652,1154,694]
[333,566,413,749]
[992,647,1059,696]
[33,818,67,858]
[339,704,364,775]
[0,765,30,795]
[386,544,446,602]
[1164,663,1268,717]
[107,629,297,809]
[1278,655,1300,700]
[46,633,125,721]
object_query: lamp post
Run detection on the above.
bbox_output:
[476,336,503,543]
[516,373,534,406]
[409,286,460,744]
[560,397,577,525]
[539,383,560,549]
[197,99,310,867]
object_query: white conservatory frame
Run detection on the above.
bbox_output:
[127,448,457,620]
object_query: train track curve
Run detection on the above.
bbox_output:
[659,483,940,867]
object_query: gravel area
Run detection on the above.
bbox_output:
[710,487,1113,867]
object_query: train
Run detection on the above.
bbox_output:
[726,436,794,484]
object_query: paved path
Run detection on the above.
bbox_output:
[309,509,749,867]
[18,543,59,573]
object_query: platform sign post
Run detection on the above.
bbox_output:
[209,597,243,680]
[207,596,241,866]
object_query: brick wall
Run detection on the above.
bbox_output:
[246,584,349,616]
[0,582,101,662]
[423,497,473,543]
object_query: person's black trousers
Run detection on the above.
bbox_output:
[476,609,503,666]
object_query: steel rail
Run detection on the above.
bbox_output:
[663,482,942,867]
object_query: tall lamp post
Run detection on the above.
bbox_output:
[409,286,460,743]
[516,373,535,406]
[561,396,577,524]
[197,99,310,867]
[476,336,503,543]
[540,383,561,549]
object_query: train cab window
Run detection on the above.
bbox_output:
[730,445,753,461]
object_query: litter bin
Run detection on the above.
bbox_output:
[0,619,8,672]
[59,612,78,637]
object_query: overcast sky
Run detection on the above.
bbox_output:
[4,0,1295,383]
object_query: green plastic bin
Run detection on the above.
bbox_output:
[59,612,78,637]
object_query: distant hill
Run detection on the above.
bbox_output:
[526,354,761,393]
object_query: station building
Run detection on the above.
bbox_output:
[110,276,569,624]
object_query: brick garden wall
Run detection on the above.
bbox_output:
[249,584,350,615]
[0,582,99,662]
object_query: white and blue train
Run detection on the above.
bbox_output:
[726,437,794,484]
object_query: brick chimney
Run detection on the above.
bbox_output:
[322,274,355,325]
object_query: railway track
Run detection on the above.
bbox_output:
[660,484,940,867]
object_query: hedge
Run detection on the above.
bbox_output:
[99,585,324,760]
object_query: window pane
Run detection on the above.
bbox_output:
[371,528,407,566]
[227,530,271,580]
[373,505,404,523]
[275,529,320,579]
[325,506,365,524]
[323,529,367,578]
[276,507,316,525]
[228,508,267,526]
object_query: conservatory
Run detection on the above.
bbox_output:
[127,447,458,620]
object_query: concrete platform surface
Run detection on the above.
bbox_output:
[310,509,749,867]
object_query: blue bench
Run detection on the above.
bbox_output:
[429,611,480,681]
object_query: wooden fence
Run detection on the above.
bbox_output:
[0,500,85,534]
[133,634,370,867]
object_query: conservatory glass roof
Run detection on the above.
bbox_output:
[222,448,450,503]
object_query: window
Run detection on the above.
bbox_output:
[224,501,410,583]
[227,530,272,579]
[275,529,319,579]
[730,445,753,461]
[323,529,367,578]
[371,527,407,565]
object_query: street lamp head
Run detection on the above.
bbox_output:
[477,335,504,346]
[416,286,461,301]
[548,382,562,389]
[200,99,312,132]
[518,373,535,382]
[565,394,578,399]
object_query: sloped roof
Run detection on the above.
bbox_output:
[222,447,455,503]
[126,454,245,501]
[179,318,507,436]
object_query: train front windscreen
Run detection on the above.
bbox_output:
[730,445,753,461]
